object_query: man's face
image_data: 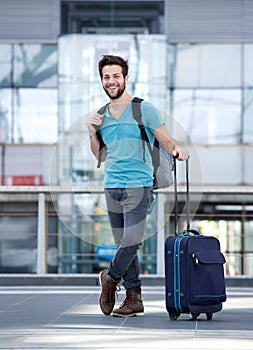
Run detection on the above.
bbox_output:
[101,65,128,100]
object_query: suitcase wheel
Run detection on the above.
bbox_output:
[206,312,213,320]
[190,312,200,321]
[169,312,180,321]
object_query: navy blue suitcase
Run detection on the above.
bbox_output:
[165,159,227,321]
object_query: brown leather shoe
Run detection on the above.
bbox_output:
[112,288,144,317]
[99,270,120,315]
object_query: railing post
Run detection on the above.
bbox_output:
[37,192,46,274]
[156,193,166,275]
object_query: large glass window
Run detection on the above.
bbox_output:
[14,44,57,87]
[170,89,241,144]
[243,43,253,142]
[13,89,57,143]
[167,43,253,143]
[0,45,12,87]
[244,45,253,87]
[0,44,57,143]
[0,89,11,142]
[243,89,253,143]
[168,44,241,88]
[58,81,103,133]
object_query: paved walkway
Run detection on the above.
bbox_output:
[0,286,252,349]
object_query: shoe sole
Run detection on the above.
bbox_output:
[112,312,144,317]
[98,271,104,286]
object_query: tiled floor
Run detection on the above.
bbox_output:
[0,286,252,349]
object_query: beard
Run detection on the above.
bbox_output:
[103,81,126,100]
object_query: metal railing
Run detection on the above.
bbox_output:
[0,185,253,275]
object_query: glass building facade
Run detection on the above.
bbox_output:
[1,33,253,275]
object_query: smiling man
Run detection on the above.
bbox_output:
[87,55,189,317]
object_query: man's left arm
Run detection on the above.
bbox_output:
[153,125,189,161]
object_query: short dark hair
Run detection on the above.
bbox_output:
[98,55,128,79]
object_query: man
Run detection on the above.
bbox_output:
[87,55,189,317]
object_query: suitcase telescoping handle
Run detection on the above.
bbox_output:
[173,157,199,236]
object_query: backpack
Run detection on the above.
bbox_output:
[95,96,173,190]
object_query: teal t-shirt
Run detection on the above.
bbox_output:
[100,99,164,188]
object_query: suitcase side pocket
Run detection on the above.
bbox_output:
[189,251,227,305]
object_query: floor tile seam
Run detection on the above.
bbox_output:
[0,295,35,314]
[14,293,95,344]
[40,293,95,330]
[99,317,135,348]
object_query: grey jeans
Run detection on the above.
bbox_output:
[104,187,153,290]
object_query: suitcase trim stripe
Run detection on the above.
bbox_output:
[195,294,227,298]
[174,236,186,313]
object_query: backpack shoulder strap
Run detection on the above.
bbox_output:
[95,103,108,168]
[132,97,143,124]
[132,97,154,164]
[97,104,108,116]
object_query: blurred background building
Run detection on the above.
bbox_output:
[0,0,252,276]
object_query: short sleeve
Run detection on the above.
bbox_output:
[140,101,165,131]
